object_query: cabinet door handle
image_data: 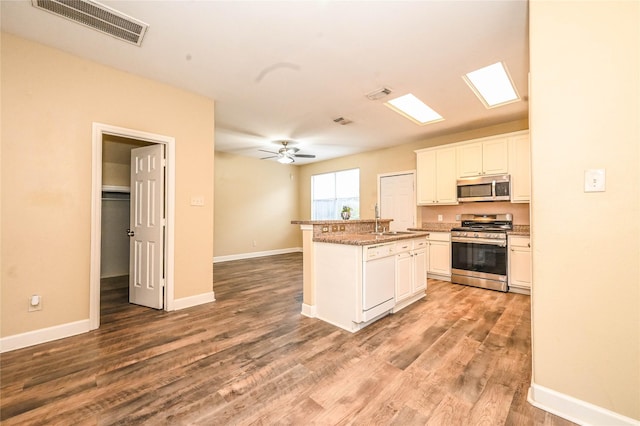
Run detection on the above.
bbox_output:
[528,243,531,248]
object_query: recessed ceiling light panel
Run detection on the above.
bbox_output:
[463,62,520,108]
[385,94,444,125]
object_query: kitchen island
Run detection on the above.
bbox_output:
[292,220,429,332]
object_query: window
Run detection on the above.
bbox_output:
[312,169,360,220]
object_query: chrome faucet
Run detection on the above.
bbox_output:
[374,203,380,233]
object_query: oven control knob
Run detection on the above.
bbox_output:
[474,233,479,238]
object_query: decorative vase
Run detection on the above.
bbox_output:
[341,211,350,220]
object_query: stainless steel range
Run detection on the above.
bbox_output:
[450,213,513,292]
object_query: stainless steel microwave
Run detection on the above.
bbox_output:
[457,175,510,202]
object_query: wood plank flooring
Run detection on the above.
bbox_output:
[0,252,575,425]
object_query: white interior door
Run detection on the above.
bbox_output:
[129,144,165,309]
[380,173,416,232]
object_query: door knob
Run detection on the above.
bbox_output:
[127,229,135,237]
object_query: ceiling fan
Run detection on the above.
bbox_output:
[259,141,316,164]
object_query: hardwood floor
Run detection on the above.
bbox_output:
[1,253,575,425]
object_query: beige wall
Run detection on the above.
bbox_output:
[297,120,528,222]
[530,1,639,420]
[1,33,215,336]
[102,135,151,187]
[102,162,130,187]
[214,152,300,258]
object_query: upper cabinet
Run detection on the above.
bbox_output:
[416,147,457,205]
[456,136,509,178]
[508,132,531,203]
[416,130,530,205]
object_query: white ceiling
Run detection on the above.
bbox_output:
[1,0,529,165]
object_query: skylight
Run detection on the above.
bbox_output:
[385,94,443,125]
[463,62,520,108]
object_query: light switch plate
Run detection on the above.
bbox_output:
[584,169,606,192]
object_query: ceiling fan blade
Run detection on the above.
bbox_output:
[259,149,278,155]
[260,155,278,160]
[294,154,316,158]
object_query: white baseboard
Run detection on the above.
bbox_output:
[528,383,640,426]
[172,291,216,311]
[213,247,302,263]
[0,319,91,353]
[301,303,316,318]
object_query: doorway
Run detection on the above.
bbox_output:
[100,136,155,318]
[90,123,176,330]
[378,171,416,232]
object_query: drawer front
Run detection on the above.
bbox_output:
[508,236,530,248]
[395,240,413,252]
[413,239,427,249]
[426,232,450,242]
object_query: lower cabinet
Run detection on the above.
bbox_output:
[508,235,531,294]
[394,238,427,312]
[426,232,451,280]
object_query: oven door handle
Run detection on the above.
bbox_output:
[452,237,507,247]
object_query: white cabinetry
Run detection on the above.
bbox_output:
[394,238,427,312]
[508,235,531,294]
[457,137,509,178]
[426,232,451,280]
[416,147,457,205]
[416,130,530,206]
[508,132,531,203]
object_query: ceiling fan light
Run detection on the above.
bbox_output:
[277,155,294,164]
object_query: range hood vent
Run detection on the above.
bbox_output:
[31,0,149,46]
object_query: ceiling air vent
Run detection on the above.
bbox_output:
[31,0,149,46]
[333,117,353,126]
[366,87,393,101]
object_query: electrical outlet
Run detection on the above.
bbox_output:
[584,169,606,192]
[190,196,205,206]
[28,294,42,312]
[438,214,443,222]
[252,240,257,247]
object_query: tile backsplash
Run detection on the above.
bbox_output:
[419,201,530,225]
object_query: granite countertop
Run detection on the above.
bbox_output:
[313,231,429,246]
[409,223,457,232]
[507,225,530,236]
[291,219,392,225]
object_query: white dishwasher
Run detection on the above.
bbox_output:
[361,242,396,321]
